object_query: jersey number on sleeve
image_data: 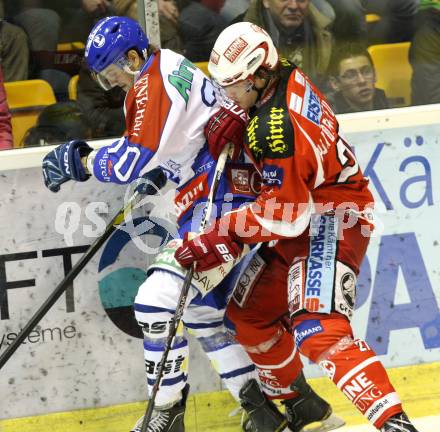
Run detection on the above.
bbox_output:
[336,138,359,184]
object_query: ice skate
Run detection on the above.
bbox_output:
[282,373,345,432]
[381,412,420,432]
[240,378,293,431]
[131,385,189,432]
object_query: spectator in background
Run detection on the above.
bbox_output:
[178,0,228,62]
[0,1,29,82]
[76,63,126,138]
[220,0,250,22]
[326,41,389,113]
[113,0,183,52]
[315,0,419,45]
[7,1,112,44]
[0,65,12,149]
[362,0,419,44]
[5,0,112,99]
[410,0,440,106]
[240,0,334,85]
[23,101,91,147]
[313,0,365,42]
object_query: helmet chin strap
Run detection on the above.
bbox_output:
[251,80,266,104]
[251,68,279,107]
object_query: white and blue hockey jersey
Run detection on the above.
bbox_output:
[90,49,260,234]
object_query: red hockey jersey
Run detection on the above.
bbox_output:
[225,62,374,243]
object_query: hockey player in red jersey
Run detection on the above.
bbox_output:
[41,16,339,432]
[175,22,421,432]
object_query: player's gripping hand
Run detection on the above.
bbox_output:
[175,224,243,272]
[204,99,248,161]
[42,140,92,192]
[135,167,167,195]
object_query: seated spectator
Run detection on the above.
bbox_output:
[0,0,29,82]
[240,0,334,84]
[5,0,112,99]
[178,0,228,62]
[220,0,250,22]
[362,0,419,44]
[22,101,91,147]
[326,41,389,113]
[113,0,183,52]
[313,0,366,42]
[410,1,440,106]
[0,65,12,149]
[76,63,126,139]
[319,0,419,45]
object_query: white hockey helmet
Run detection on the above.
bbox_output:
[208,22,279,87]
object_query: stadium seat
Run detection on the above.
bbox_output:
[4,79,57,147]
[195,62,210,77]
[366,14,380,23]
[368,42,412,107]
[68,75,79,100]
[56,41,85,51]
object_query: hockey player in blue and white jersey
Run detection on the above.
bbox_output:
[41,16,333,432]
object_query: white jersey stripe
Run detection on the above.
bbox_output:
[253,344,298,369]
[336,356,381,389]
[367,392,401,425]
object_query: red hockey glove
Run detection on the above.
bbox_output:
[204,100,248,161]
[175,225,243,272]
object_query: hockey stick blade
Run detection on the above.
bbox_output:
[301,414,345,432]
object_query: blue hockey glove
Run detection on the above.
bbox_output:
[42,140,93,192]
[135,167,167,195]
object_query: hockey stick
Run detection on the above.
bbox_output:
[0,170,166,370]
[140,144,232,431]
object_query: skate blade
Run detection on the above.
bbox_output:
[301,414,345,432]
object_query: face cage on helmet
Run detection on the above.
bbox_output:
[91,55,134,90]
[212,78,254,105]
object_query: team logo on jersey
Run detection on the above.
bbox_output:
[293,319,323,347]
[227,164,261,196]
[231,168,250,192]
[247,116,263,159]
[334,262,357,319]
[233,253,266,307]
[301,83,322,126]
[93,34,106,48]
[224,37,249,63]
[288,260,305,316]
[266,107,288,154]
[319,360,336,380]
[341,272,356,308]
[145,354,185,375]
[304,215,338,314]
[262,164,284,186]
[168,58,195,107]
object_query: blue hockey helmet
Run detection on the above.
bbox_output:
[85,16,149,89]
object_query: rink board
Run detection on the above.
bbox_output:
[1,362,439,431]
[0,105,440,420]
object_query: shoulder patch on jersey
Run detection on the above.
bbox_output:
[168,58,196,107]
[301,82,322,126]
[247,115,264,160]
[266,106,290,156]
[262,164,284,187]
[293,319,324,347]
[245,106,294,160]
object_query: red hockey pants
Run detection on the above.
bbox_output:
[226,220,403,429]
